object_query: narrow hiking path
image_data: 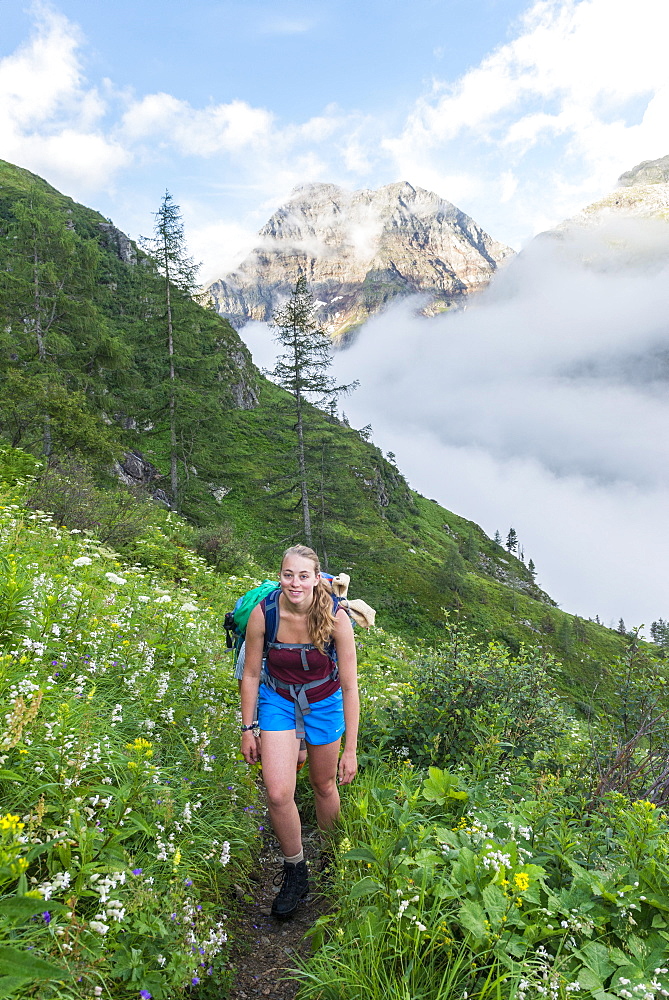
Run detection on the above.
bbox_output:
[226,821,328,999]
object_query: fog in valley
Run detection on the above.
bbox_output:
[240,218,669,629]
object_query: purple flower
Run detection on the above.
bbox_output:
[42,911,51,924]
[191,977,200,986]
[140,991,152,999]
[184,878,192,886]
[132,868,143,875]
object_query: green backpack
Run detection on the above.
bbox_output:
[223,580,278,662]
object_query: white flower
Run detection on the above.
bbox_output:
[72,556,93,567]
[155,594,171,604]
[89,919,109,934]
[105,572,127,586]
[181,602,198,613]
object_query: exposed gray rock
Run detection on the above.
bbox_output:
[98,223,137,265]
[117,450,161,486]
[618,154,669,187]
[226,349,259,409]
[205,181,514,338]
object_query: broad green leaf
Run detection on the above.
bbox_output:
[0,946,68,980]
[0,975,31,997]
[482,883,508,927]
[577,941,615,980]
[0,898,66,921]
[0,770,24,782]
[344,847,378,864]
[126,812,153,836]
[458,900,487,941]
[575,967,605,992]
[349,876,383,899]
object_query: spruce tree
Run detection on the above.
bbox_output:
[506,527,518,553]
[141,192,199,508]
[436,539,468,597]
[0,185,119,460]
[269,275,356,545]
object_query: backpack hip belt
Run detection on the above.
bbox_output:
[264,647,339,741]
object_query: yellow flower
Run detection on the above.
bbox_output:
[173,849,181,867]
[127,761,138,770]
[513,872,530,891]
[127,737,153,750]
[0,814,25,834]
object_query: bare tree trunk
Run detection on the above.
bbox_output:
[33,244,52,458]
[165,269,178,508]
[295,389,312,546]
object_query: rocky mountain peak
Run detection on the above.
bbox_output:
[618,155,669,188]
[550,154,669,236]
[205,181,514,338]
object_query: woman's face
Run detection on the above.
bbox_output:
[280,554,319,607]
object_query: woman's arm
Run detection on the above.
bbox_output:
[333,607,359,785]
[240,603,265,764]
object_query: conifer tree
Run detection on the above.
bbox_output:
[269,275,356,545]
[0,185,119,459]
[141,192,199,508]
[460,530,477,563]
[436,539,468,597]
[506,527,518,553]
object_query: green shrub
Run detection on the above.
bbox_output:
[360,632,569,771]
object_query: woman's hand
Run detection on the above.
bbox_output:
[338,746,357,785]
[241,729,261,765]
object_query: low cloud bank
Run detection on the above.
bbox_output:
[241,218,669,627]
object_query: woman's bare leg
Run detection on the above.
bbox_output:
[260,729,301,856]
[306,739,342,831]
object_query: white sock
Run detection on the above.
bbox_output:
[283,849,304,865]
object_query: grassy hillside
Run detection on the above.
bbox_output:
[0,158,645,704]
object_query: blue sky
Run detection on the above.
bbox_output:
[2,0,669,624]
[2,0,668,280]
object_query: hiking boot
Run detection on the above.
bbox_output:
[271,859,309,920]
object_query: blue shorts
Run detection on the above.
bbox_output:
[258,684,345,746]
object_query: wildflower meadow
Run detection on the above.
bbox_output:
[0,452,264,998]
[2,443,669,1000]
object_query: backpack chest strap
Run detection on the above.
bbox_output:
[266,641,315,670]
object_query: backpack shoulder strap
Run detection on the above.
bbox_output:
[262,588,281,652]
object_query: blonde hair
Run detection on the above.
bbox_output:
[282,544,337,653]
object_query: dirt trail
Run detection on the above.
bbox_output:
[226,824,327,999]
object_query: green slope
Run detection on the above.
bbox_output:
[0,158,640,703]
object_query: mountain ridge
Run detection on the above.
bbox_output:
[205,180,514,338]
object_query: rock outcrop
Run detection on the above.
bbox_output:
[98,223,137,265]
[553,155,669,232]
[205,181,514,338]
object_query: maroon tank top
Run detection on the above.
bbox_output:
[263,603,340,704]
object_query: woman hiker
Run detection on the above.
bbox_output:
[240,544,359,919]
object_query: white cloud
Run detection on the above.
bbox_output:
[258,16,314,34]
[320,217,669,625]
[386,0,669,246]
[0,3,130,193]
[121,95,274,155]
